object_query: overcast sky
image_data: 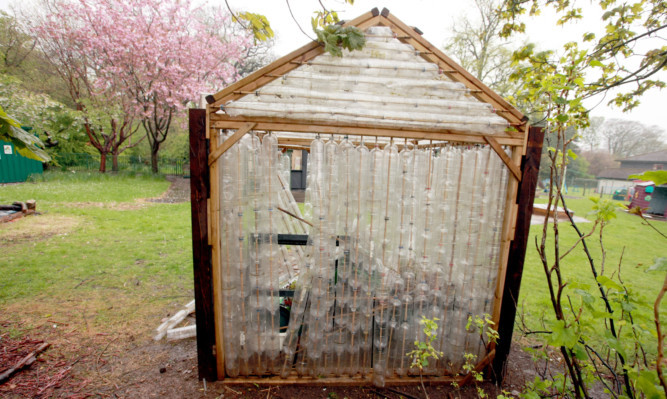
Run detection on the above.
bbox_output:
[3,0,665,134]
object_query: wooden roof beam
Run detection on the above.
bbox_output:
[206,10,378,108]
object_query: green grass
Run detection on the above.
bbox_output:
[0,171,190,333]
[520,193,666,357]
[0,170,169,204]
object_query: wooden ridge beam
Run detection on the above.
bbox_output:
[207,122,256,166]
[484,135,522,181]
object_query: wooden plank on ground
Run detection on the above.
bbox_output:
[220,373,460,386]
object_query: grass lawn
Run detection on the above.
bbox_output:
[0,171,193,335]
[519,191,667,358]
[0,172,665,397]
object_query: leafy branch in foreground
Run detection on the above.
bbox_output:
[500,1,666,397]
[310,1,365,57]
[406,316,443,399]
[500,0,667,112]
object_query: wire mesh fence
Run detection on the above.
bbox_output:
[53,153,187,175]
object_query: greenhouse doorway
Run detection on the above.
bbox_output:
[289,149,307,201]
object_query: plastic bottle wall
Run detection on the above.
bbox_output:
[217,133,511,384]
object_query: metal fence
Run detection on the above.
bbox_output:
[54,153,186,175]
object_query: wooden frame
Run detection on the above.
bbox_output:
[189,7,542,386]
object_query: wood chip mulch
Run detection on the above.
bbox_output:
[0,326,88,398]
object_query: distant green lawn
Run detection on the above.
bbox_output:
[0,171,192,334]
[520,192,666,357]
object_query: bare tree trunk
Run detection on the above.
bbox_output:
[112,152,119,172]
[99,152,107,173]
[151,144,159,174]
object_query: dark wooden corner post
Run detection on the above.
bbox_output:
[492,126,545,382]
[189,108,217,381]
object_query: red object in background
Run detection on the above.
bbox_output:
[629,182,654,211]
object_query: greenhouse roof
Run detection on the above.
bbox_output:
[206,8,526,141]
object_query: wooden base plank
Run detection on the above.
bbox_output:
[220,373,460,386]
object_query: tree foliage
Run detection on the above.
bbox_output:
[227,0,365,57]
[34,0,252,173]
[0,11,71,106]
[576,116,605,153]
[0,11,34,73]
[500,0,667,112]
[500,0,667,397]
[580,149,619,176]
[310,2,366,57]
[0,73,87,158]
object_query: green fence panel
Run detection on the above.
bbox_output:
[0,140,44,183]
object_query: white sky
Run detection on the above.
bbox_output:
[225,0,667,135]
[2,0,665,134]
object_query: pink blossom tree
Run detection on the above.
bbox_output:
[34,2,141,172]
[35,0,251,172]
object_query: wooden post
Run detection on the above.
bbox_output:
[491,126,544,382]
[189,108,217,381]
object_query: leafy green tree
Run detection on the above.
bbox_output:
[0,11,34,73]
[406,317,444,399]
[501,0,667,397]
[580,149,618,177]
[0,11,72,106]
[0,74,87,159]
[500,0,666,112]
[225,0,365,57]
[576,116,604,153]
[0,104,49,162]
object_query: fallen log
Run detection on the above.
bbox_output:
[0,209,35,223]
[0,342,50,384]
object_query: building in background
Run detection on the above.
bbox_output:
[596,150,667,195]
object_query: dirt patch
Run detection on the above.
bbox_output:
[0,214,83,245]
[0,296,545,398]
[66,201,149,211]
[147,175,190,204]
[63,176,191,209]
[0,314,539,399]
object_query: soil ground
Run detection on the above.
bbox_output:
[0,177,541,398]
